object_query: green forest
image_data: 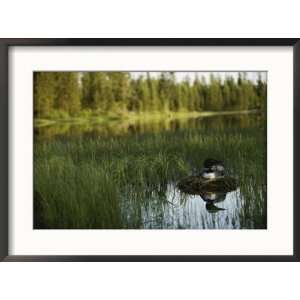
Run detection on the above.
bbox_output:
[34,72,267,119]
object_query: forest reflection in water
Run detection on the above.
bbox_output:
[35,113,264,141]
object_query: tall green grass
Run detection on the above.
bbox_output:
[34,124,266,229]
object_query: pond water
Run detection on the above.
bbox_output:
[141,184,243,229]
[34,113,267,229]
[35,113,264,141]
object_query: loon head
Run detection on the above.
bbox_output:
[203,158,224,169]
[201,158,225,179]
[203,158,225,174]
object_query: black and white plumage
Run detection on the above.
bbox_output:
[203,158,224,170]
[201,158,225,179]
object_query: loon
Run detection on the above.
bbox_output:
[177,158,237,194]
[201,158,225,180]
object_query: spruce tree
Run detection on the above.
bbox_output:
[54,72,80,115]
[34,72,56,117]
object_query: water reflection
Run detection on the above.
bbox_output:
[200,191,227,213]
[142,184,242,229]
[35,113,265,141]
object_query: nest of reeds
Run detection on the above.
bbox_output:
[177,175,237,194]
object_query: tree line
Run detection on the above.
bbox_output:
[34,72,267,118]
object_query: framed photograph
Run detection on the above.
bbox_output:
[0,39,299,261]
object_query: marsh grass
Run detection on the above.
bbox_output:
[34,121,266,229]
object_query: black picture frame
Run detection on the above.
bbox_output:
[0,38,299,262]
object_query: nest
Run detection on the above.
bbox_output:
[177,175,237,194]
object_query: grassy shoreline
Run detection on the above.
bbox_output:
[34,109,260,128]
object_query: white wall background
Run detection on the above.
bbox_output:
[1,0,300,38]
[1,0,299,299]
